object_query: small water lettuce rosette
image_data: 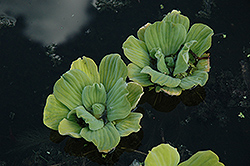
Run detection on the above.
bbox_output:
[122,10,214,96]
[144,144,224,166]
[43,54,143,153]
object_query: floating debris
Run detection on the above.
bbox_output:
[239,60,250,92]
[93,0,131,12]
[0,14,16,28]
[196,0,216,19]
[45,43,62,67]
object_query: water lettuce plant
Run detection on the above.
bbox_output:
[43,54,143,153]
[144,143,224,166]
[123,10,213,96]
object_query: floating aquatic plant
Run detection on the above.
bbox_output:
[144,143,224,166]
[43,54,143,153]
[123,10,213,96]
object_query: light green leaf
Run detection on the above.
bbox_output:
[67,106,104,131]
[127,63,154,87]
[53,69,93,110]
[80,122,120,153]
[99,54,127,92]
[154,48,169,74]
[197,55,210,72]
[179,70,209,89]
[126,82,144,109]
[70,56,100,83]
[185,23,214,57]
[106,78,131,121]
[144,144,180,166]
[162,9,190,32]
[58,118,82,138]
[173,40,197,76]
[43,94,69,130]
[81,83,106,111]
[155,86,182,96]
[178,150,225,166]
[144,21,187,56]
[141,66,181,87]
[115,112,143,137]
[137,23,151,41]
[122,35,150,68]
[92,103,106,119]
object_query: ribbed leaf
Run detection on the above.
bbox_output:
[162,9,190,32]
[53,69,93,110]
[115,112,143,137]
[179,70,208,89]
[141,66,181,87]
[154,48,169,74]
[155,86,182,96]
[127,63,153,87]
[43,94,69,130]
[197,54,210,72]
[67,106,104,131]
[123,35,150,68]
[137,23,151,41]
[58,118,82,138]
[144,144,180,166]
[126,82,144,109]
[99,54,127,92]
[106,78,131,122]
[144,21,187,56]
[81,83,106,111]
[179,150,225,166]
[70,56,100,83]
[186,23,214,57]
[80,122,120,153]
[173,40,197,76]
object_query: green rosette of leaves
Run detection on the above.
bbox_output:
[43,54,144,153]
[144,144,224,166]
[122,10,213,96]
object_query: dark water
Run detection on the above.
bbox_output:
[1,0,250,165]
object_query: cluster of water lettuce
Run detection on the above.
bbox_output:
[43,54,143,153]
[122,10,213,96]
[43,9,217,157]
[142,143,224,166]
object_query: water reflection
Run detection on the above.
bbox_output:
[0,0,93,45]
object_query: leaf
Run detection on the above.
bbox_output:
[154,48,169,74]
[137,23,151,41]
[173,40,197,76]
[58,118,82,138]
[179,70,209,89]
[144,144,180,166]
[81,83,106,111]
[70,56,100,83]
[53,69,93,110]
[155,86,182,96]
[141,66,181,87]
[126,82,144,109]
[115,112,143,137]
[80,122,120,153]
[178,150,225,166]
[43,94,69,130]
[127,63,154,87]
[122,35,150,68]
[99,54,128,92]
[106,78,131,122]
[67,106,104,131]
[162,9,190,32]
[196,54,210,72]
[185,23,214,57]
[144,21,187,56]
